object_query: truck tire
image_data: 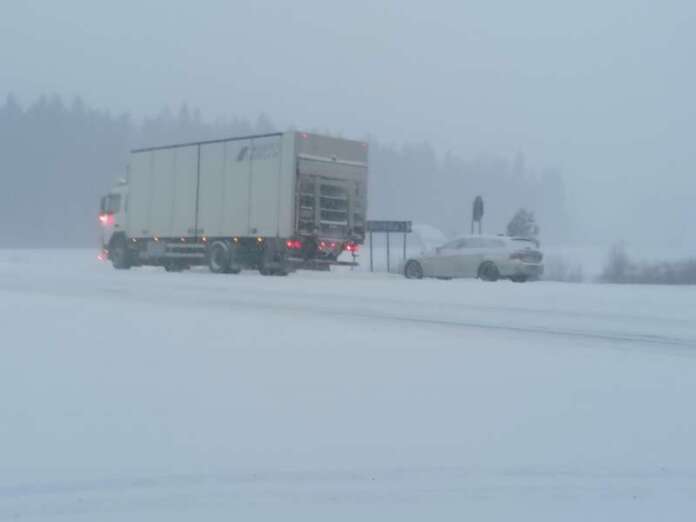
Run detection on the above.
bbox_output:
[258,251,274,275]
[164,261,184,272]
[110,236,131,270]
[208,241,230,274]
[258,240,289,276]
[226,242,242,274]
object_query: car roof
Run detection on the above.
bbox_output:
[448,234,511,243]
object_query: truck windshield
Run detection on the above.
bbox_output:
[104,194,121,213]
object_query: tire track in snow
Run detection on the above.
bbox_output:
[2,273,695,354]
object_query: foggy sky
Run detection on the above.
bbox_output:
[2,0,694,245]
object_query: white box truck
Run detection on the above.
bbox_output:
[99,131,368,274]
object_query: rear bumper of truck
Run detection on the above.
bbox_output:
[288,257,359,271]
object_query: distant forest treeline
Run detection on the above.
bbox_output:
[0,94,569,247]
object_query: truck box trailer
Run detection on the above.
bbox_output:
[99,131,368,274]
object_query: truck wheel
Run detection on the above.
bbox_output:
[226,243,242,274]
[110,238,131,270]
[258,257,277,275]
[258,241,288,276]
[273,265,289,276]
[164,261,183,272]
[272,258,290,276]
[208,241,230,273]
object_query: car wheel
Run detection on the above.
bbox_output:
[478,262,500,282]
[404,260,424,279]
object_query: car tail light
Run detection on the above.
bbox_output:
[510,250,542,262]
[286,240,302,250]
[345,242,359,253]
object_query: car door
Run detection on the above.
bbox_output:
[459,237,485,277]
[429,240,460,277]
[485,238,509,267]
[474,238,508,276]
[436,238,482,278]
[445,238,474,277]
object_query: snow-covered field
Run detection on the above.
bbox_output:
[1,249,696,521]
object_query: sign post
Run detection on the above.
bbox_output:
[386,232,391,272]
[472,196,484,235]
[366,221,412,273]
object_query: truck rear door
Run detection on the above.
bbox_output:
[296,156,366,241]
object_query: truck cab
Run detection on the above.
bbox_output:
[98,179,128,259]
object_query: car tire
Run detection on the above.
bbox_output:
[404,260,424,279]
[478,262,500,282]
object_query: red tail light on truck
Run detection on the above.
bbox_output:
[98,213,114,226]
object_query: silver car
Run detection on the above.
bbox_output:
[403,235,543,282]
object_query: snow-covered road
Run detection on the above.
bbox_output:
[1,250,696,520]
